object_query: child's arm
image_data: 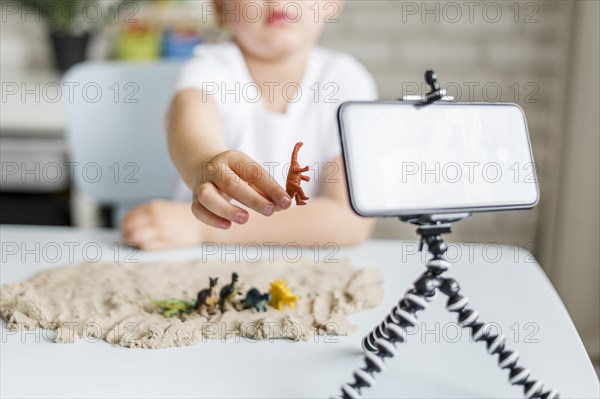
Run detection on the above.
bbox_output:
[167,89,292,229]
[166,89,225,188]
[204,156,375,246]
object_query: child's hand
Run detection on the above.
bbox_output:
[192,150,292,229]
[122,200,203,250]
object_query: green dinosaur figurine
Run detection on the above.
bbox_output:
[149,296,197,318]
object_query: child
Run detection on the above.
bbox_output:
[122,0,377,250]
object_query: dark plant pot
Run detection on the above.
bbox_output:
[49,32,90,72]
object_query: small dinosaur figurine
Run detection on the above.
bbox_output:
[219,272,242,312]
[286,142,311,205]
[269,279,298,310]
[242,288,271,312]
[149,296,196,318]
[195,277,219,316]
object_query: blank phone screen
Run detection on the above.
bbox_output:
[339,102,539,217]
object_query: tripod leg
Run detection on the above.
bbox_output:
[439,277,559,399]
[334,224,559,399]
[333,258,560,399]
[334,259,446,399]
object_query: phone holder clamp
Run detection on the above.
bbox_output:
[401,70,455,105]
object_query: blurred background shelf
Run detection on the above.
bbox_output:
[0,0,218,227]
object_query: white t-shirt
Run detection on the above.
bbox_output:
[172,41,377,202]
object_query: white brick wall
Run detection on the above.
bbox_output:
[321,0,575,252]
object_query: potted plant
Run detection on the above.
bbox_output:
[18,0,127,71]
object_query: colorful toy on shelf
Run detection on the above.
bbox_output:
[219,272,242,312]
[195,277,219,316]
[162,29,203,59]
[149,296,196,318]
[286,142,311,205]
[269,279,298,310]
[242,288,271,312]
[117,23,161,60]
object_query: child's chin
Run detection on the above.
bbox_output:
[264,36,306,57]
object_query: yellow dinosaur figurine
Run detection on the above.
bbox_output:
[269,279,298,310]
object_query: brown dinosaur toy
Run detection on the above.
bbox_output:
[286,142,311,205]
[196,277,219,316]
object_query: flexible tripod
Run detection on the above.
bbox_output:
[333,215,559,399]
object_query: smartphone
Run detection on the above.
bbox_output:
[338,101,539,218]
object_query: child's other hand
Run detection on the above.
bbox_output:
[121,200,202,250]
[192,150,292,229]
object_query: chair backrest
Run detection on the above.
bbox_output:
[65,61,183,210]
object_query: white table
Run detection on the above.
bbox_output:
[1,225,598,398]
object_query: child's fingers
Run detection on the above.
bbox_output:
[191,200,232,230]
[121,212,158,248]
[228,151,292,210]
[130,227,159,248]
[210,165,276,217]
[121,207,150,238]
[197,183,249,224]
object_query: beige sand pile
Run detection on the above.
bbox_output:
[0,258,383,349]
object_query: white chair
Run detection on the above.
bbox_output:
[64,61,183,226]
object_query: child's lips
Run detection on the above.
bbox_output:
[266,10,289,25]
